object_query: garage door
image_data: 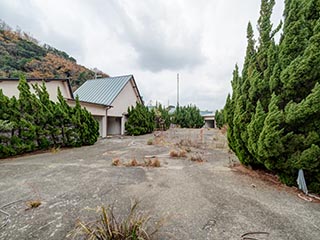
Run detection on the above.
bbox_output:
[107,117,121,135]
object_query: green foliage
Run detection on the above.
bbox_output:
[0,20,108,88]
[125,103,155,136]
[172,105,204,128]
[215,109,225,129]
[0,76,99,158]
[223,0,320,193]
[153,103,171,131]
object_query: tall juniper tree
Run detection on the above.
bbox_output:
[223,0,320,193]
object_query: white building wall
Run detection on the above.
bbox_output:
[0,80,72,101]
[107,80,140,117]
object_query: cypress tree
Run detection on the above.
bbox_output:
[224,66,240,152]
[257,94,285,171]
[247,101,266,165]
[17,76,37,153]
[125,103,155,136]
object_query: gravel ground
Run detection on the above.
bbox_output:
[0,128,319,240]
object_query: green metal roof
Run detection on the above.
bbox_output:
[74,75,133,106]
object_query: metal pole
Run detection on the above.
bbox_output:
[177,73,179,107]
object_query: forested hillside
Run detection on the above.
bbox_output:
[223,0,320,193]
[0,20,108,89]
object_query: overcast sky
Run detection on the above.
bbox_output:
[0,0,284,111]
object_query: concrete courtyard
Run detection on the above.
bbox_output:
[0,128,319,239]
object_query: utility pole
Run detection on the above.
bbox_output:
[177,73,179,107]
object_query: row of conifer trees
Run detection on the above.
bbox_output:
[223,0,320,193]
[125,103,204,136]
[0,77,99,158]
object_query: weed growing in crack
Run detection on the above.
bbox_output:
[68,200,164,240]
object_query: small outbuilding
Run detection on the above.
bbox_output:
[74,75,143,136]
[200,111,216,128]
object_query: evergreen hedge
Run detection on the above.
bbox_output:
[0,76,99,158]
[223,0,320,193]
[153,103,171,131]
[125,103,155,136]
[172,105,204,128]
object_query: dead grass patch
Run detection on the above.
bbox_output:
[169,150,179,158]
[112,158,121,166]
[190,153,205,163]
[177,138,200,148]
[113,158,161,168]
[144,158,161,167]
[169,149,187,158]
[147,138,154,145]
[26,200,41,210]
[68,200,164,240]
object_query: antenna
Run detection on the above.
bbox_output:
[177,73,179,107]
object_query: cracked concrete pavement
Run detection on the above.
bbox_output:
[0,128,319,239]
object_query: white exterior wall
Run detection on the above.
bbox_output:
[0,80,72,101]
[107,79,141,135]
[107,80,140,117]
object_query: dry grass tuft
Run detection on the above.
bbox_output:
[112,158,121,166]
[169,150,179,158]
[190,153,205,163]
[68,200,164,240]
[127,158,139,167]
[170,149,187,158]
[51,146,60,153]
[177,138,200,148]
[112,158,161,168]
[145,158,161,167]
[178,150,187,158]
[147,138,154,145]
[26,200,41,210]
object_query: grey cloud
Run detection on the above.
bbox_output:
[109,1,206,72]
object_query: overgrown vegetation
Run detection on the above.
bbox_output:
[172,105,204,128]
[125,103,206,135]
[0,20,108,89]
[214,109,225,129]
[223,0,320,193]
[69,200,163,240]
[0,76,99,158]
[125,103,156,136]
[153,103,171,131]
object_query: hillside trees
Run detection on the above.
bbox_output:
[0,76,99,158]
[0,20,108,88]
[223,0,320,193]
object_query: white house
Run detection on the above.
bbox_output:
[0,75,143,137]
[74,75,143,136]
[0,78,74,100]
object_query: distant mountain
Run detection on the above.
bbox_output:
[0,20,109,89]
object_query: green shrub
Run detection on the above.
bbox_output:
[125,103,155,136]
[172,105,204,128]
[0,76,99,158]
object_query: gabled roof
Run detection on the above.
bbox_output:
[74,75,142,106]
